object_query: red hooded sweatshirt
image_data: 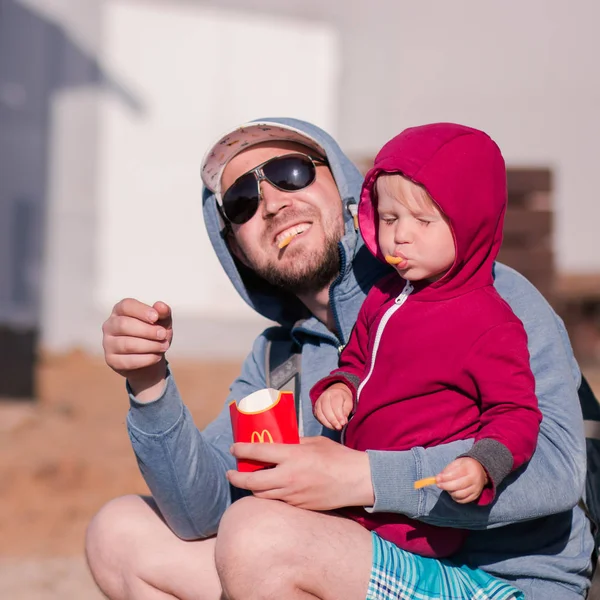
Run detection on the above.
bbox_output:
[310,123,542,558]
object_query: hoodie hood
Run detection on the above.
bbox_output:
[202,117,369,327]
[358,123,507,299]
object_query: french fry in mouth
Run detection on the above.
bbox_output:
[278,235,293,249]
[385,255,405,265]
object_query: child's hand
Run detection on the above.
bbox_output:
[313,383,353,430]
[436,457,488,504]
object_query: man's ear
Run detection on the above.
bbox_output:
[226,229,252,268]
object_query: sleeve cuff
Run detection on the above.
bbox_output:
[460,438,513,505]
[127,369,185,435]
[365,448,421,516]
[309,370,360,406]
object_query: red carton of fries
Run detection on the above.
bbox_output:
[229,388,300,472]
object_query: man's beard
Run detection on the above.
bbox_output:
[253,232,341,295]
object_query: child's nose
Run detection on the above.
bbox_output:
[394,220,413,243]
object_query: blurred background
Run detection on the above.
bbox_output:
[1,0,599,597]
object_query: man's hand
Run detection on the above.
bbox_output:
[227,436,374,511]
[436,457,488,504]
[313,383,353,430]
[102,298,173,400]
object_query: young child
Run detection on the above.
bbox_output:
[310,123,542,566]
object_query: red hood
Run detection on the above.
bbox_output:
[358,123,507,299]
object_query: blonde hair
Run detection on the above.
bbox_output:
[375,174,438,215]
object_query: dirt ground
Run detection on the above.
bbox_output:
[0,351,242,598]
[1,352,599,599]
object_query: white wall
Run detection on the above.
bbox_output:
[96,1,340,319]
[33,0,342,356]
[336,0,600,273]
[19,0,599,357]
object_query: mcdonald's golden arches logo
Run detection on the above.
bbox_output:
[250,429,274,444]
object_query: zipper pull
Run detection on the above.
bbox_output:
[395,281,414,304]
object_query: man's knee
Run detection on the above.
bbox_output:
[217,496,296,557]
[215,496,303,596]
[86,495,154,588]
[87,495,149,554]
[87,495,223,600]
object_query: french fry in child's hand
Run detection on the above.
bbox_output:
[414,476,438,489]
[278,236,293,249]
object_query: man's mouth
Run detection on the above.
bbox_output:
[275,223,312,249]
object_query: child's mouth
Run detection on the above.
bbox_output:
[385,254,407,266]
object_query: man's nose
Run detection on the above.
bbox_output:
[260,180,292,216]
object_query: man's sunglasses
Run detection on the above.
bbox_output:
[219,153,328,225]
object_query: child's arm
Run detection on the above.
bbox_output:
[458,321,542,504]
[366,269,585,527]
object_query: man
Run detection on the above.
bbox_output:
[86,118,594,599]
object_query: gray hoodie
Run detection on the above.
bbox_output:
[126,118,593,598]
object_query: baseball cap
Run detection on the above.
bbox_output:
[200,120,326,198]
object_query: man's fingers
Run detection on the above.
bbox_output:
[152,301,172,325]
[114,336,170,356]
[227,469,280,492]
[227,466,287,493]
[226,469,255,491]
[112,298,172,327]
[105,316,170,341]
[230,442,293,463]
[113,298,158,323]
[252,488,286,501]
[226,469,251,491]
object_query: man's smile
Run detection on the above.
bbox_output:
[274,222,312,248]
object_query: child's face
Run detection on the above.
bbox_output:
[376,175,455,282]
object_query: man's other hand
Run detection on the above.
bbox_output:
[102,298,173,400]
[227,436,374,511]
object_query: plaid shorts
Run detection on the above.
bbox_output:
[367,532,524,600]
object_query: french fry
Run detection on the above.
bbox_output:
[385,254,405,265]
[413,476,437,489]
[278,236,293,249]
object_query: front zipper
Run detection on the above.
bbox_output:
[355,280,414,404]
[341,279,413,445]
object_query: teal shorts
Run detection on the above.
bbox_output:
[367,532,524,600]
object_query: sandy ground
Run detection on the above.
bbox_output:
[1,351,599,599]
[0,352,242,599]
